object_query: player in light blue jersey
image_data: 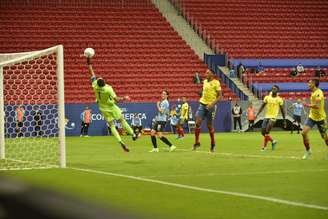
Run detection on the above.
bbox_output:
[149,90,176,152]
[289,99,306,134]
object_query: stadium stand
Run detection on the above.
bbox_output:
[170,0,328,100]
[171,0,328,59]
[0,0,239,103]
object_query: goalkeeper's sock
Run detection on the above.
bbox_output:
[151,135,157,148]
[110,125,122,142]
[160,136,172,147]
[121,119,134,136]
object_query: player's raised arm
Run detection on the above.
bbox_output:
[87,57,96,78]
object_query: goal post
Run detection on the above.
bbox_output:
[0,45,66,170]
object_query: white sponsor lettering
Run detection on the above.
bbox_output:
[91,113,104,121]
[90,113,147,121]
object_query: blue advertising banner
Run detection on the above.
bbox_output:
[65,101,232,136]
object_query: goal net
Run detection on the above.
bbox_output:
[0,45,66,170]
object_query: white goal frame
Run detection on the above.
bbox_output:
[0,45,66,168]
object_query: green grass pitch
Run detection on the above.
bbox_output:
[3,131,328,219]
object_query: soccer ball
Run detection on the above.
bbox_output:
[84,48,95,58]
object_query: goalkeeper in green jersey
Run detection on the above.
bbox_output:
[86,57,137,152]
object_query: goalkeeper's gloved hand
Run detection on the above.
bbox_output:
[87,57,92,65]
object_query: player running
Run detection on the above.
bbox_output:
[255,85,286,151]
[149,90,176,152]
[301,79,328,159]
[86,57,137,152]
[193,69,221,153]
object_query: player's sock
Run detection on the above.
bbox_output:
[195,127,201,144]
[266,135,273,142]
[209,128,215,146]
[160,136,172,147]
[110,125,122,142]
[263,136,269,148]
[176,127,181,137]
[121,120,134,135]
[151,135,157,148]
[303,138,310,151]
[180,128,184,137]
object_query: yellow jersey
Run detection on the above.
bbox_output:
[181,102,189,120]
[309,88,326,121]
[263,95,284,119]
[200,79,221,105]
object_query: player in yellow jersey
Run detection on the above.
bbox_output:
[255,85,286,151]
[193,69,221,153]
[301,79,328,159]
[176,97,189,139]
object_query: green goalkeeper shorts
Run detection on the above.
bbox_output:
[100,105,122,123]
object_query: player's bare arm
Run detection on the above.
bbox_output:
[87,57,96,78]
[303,98,320,109]
[255,102,267,119]
[280,105,287,127]
[114,96,130,103]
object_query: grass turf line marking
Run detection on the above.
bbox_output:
[139,169,328,178]
[70,167,328,211]
[176,148,302,160]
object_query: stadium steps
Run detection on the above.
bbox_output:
[152,0,214,60]
[219,66,258,102]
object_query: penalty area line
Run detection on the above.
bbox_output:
[70,167,328,211]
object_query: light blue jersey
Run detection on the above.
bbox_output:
[293,103,304,116]
[157,100,170,122]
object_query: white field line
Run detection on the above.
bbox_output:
[139,169,328,178]
[176,148,302,160]
[70,167,328,211]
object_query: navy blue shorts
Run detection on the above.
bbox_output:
[195,103,217,121]
[152,121,167,132]
[305,118,327,135]
[293,115,301,123]
[261,118,276,129]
